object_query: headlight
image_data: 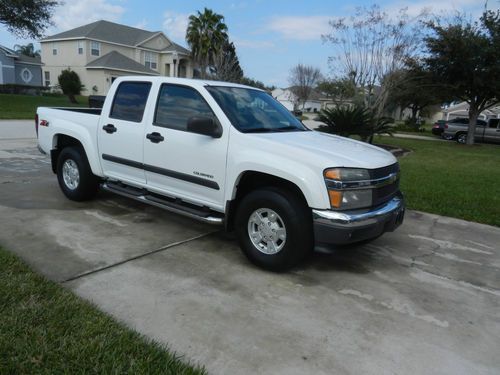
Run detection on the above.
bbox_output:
[324,168,372,210]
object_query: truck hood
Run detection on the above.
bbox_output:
[250,130,397,170]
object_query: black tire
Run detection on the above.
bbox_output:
[234,187,313,271]
[456,132,467,144]
[56,146,100,201]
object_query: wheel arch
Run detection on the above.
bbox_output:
[225,170,310,231]
[51,133,102,176]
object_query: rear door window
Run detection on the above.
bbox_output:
[110,82,152,123]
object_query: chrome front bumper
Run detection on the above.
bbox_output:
[312,194,405,245]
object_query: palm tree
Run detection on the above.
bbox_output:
[14,43,40,57]
[186,8,228,78]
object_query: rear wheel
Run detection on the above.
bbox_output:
[235,187,313,271]
[442,133,454,141]
[56,146,99,201]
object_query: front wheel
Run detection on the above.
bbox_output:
[456,133,467,144]
[234,188,313,271]
[56,146,100,201]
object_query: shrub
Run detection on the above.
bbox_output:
[58,69,84,103]
[316,106,394,143]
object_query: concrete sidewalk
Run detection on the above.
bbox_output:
[1,136,499,374]
[0,119,36,139]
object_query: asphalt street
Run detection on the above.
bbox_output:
[1,120,499,374]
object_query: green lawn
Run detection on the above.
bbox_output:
[0,94,88,119]
[375,136,500,227]
[0,247,205,374]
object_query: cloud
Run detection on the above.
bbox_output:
[267,15,331,41]
[163,12,190,41]
[50,0,125,32]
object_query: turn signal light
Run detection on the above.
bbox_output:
[328,190,342,208]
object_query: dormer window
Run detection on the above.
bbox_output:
[144,51,157,70]
[91,41,100,56]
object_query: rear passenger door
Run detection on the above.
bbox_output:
[98,81,152,185]
[143,84,228,210]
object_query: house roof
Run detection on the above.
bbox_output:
[41,20,191,54]
[0,44,42,65]
[164,42,190,55]
[86,51,159,75]
[42,20,157,46]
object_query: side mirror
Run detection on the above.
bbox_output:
[187,116,222,138]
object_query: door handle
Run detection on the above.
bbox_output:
[146,132,164,143]
[102,124,117,134]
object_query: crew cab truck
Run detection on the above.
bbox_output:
[36,77,405,271]
[442,118,500,144]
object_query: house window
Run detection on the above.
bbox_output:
[91,41,100,56]
[44,71,50,87]
[52,43,57,55]
[78,41,84,55]
[144,52,157,70]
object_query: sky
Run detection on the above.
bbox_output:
[0,0,493,87]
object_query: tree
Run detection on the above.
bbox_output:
[210,41,244,83]
[386,61,442,128]
[239,76,274,91]
[14,43,40,58]
[323,5,427,116]
[288,64,322,110]
[0,0,58,38]
[316,77,358,107]
[186,8,228,79]
[58,69,84,104]
[423,10,500,145]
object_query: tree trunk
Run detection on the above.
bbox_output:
[467,104,479,145]
[68,94,77,104]
[410,106,419,129]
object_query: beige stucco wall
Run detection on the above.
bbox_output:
[41,36,194,95]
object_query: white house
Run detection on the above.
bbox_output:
[272,87,323,113]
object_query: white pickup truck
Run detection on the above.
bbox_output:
[36,76,404,271]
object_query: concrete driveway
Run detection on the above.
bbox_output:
[1,120,499,374]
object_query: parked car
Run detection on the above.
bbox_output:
[441,118,500,144]
[431,120,446,136]
[36,77,405,271]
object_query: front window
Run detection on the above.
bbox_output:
[91,41,100,56]
[77,40,84,55]
[52,43,57,55]
[44,71,50,87]
[206,86,307,133]
[144,52,157,70]
[154,84,216,131]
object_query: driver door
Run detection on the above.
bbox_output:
[143,84,228,210]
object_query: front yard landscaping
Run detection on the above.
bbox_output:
[0,94,88,119]
[0,247,205,374]
[375,136,500,227]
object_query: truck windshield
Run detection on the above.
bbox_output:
[206,86,308,133]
